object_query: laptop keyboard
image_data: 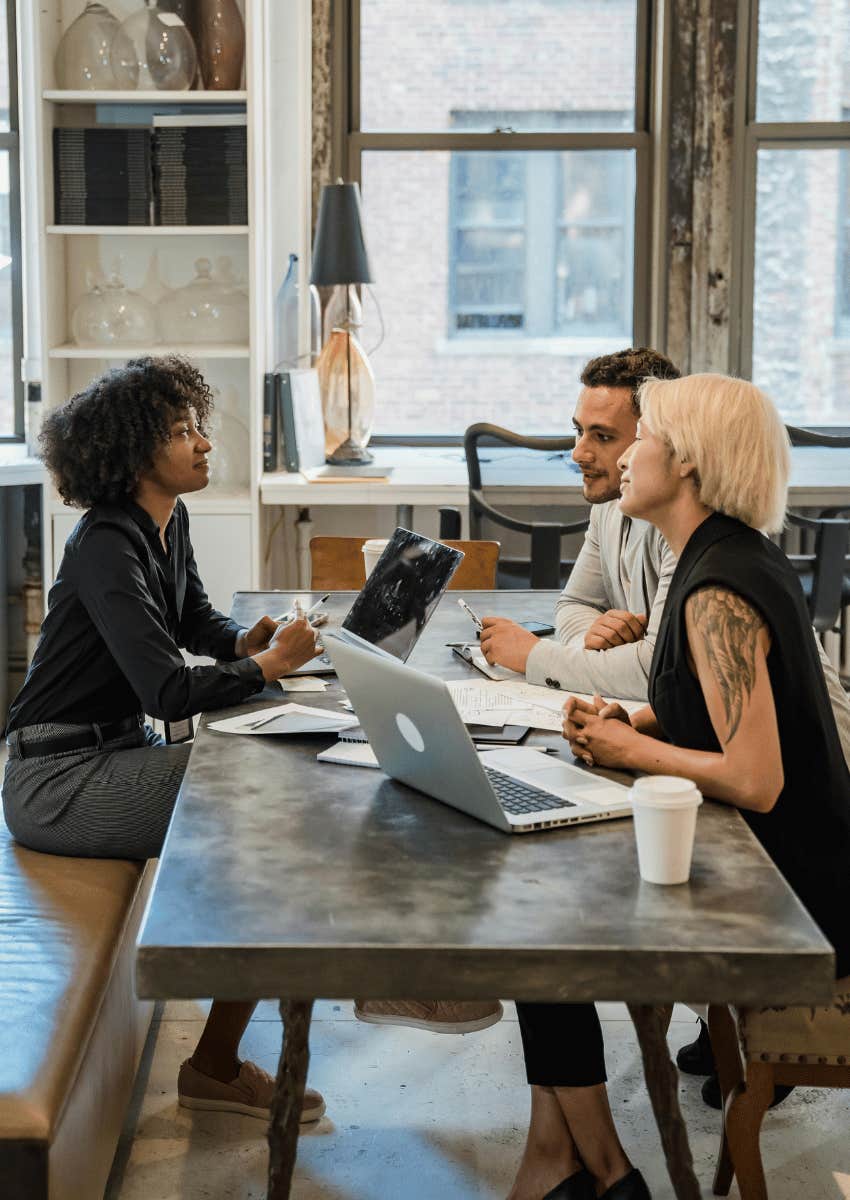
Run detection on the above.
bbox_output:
[484,766,576,815]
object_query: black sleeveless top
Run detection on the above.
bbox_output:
[649,512,850,978]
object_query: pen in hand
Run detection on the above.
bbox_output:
[274,594,330,624]
[457,596,484,631]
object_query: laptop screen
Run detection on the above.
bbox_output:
[342,529,464,660]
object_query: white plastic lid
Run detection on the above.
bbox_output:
[362,539,390,552]
[630,775,703,809]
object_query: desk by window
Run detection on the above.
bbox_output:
[136,590,835,1200]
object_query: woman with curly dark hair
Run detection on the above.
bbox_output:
[2,356,326,1126]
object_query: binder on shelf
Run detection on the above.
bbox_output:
[276,371,299,473]
[263,372,278,472]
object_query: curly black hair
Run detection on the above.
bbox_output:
[581,347,681,415]
[39,356,214,509]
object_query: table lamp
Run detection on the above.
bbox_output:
[311,180,376,465]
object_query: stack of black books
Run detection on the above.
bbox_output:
[153,123,248,226]
[53,128,152,225]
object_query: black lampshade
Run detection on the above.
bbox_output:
[310,182,374,286]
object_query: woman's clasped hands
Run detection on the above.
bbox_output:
[562,693,637,769]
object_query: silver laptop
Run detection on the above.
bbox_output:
[324,632,633,834]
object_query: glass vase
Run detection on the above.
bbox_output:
[317,328,376,463]
[55,2,136,90]
[112,1,198,91]
[158,256,246,343]
[186,0,245,90]
[71,271,158,346]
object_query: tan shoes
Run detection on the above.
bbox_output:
[177,1058,326,1124]
[354,999,503,1034]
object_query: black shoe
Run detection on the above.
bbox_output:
[598,1168,652,1200]
[543,1168,595,1200]
[675,1018,715,1076]
[700,1073,795,1110]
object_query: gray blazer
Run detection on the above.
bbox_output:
[525,500,850,768]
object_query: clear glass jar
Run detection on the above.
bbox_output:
[112,1,198,91]
[55,2,137,90]
[71,272,158,345]
[158,257,246,343]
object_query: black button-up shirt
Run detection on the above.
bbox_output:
[7,499,264,730]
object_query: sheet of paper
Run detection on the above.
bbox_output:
[209,703,357,736]
[278,676,329,692]
[446,680,642,733]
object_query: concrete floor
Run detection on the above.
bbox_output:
[104,1001,850,1200]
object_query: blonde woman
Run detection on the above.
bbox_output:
[509,375,850,1200]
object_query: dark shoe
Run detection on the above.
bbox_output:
[701,1073,795,1111]
[598,1168,652,1199]
[543,1168,596,1200]
[675,1018,715,1076]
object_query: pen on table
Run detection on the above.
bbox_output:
[274,594,330,623]
[457,596,484,631]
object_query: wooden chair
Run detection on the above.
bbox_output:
[309,536,500,591]
[708,979,850,1199]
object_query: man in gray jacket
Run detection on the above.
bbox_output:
[479,347,850,759]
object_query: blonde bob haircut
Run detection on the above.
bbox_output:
[637,373,790,534]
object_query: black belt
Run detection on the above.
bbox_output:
[10,713,144,760]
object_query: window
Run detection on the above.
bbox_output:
[338,1,651,438]
[448,116,634,339]
[0,0,22,441]
[742,0,850,425]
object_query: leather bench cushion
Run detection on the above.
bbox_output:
[735,974,850,1065]
[0,825,146,1140]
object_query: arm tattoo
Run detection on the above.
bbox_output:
[688,587,764,744]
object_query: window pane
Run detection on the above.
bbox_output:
[0,149,15,435]
[752,148,849,424]
[360,1,638,133]
[756,0,850,123]
[360,150,634,435]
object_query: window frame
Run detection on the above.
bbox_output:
[333,0,655,444]
[732,0,850,431]
[0,0,22,443]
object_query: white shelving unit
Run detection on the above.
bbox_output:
[19,0,313,613]
[48,343,250,359]
[46,225,251,236]
[43,89,248,104]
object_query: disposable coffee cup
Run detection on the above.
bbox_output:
[362,538,389,578]
[629,776,702,885]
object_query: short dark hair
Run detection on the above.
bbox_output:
[581,346,681,414]
[39,355,214,510]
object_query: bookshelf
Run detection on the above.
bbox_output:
[19,0,313,613]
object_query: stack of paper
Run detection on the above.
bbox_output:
[446,680,643,733]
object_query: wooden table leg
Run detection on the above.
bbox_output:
[628,1003,703,1200]
[267,998,314,1200]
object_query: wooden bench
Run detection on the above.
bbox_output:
[0,823,154,1200]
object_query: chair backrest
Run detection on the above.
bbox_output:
[462,422,589,589]
[309,536,500,591]
[785,425,850,448]
[787,513,850,632]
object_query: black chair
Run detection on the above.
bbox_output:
[438,423,590,589]
[784,425,850,634]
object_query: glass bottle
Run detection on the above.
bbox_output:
[112,1,198,91]
[55,2,136,90]
[274,253,300,368]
